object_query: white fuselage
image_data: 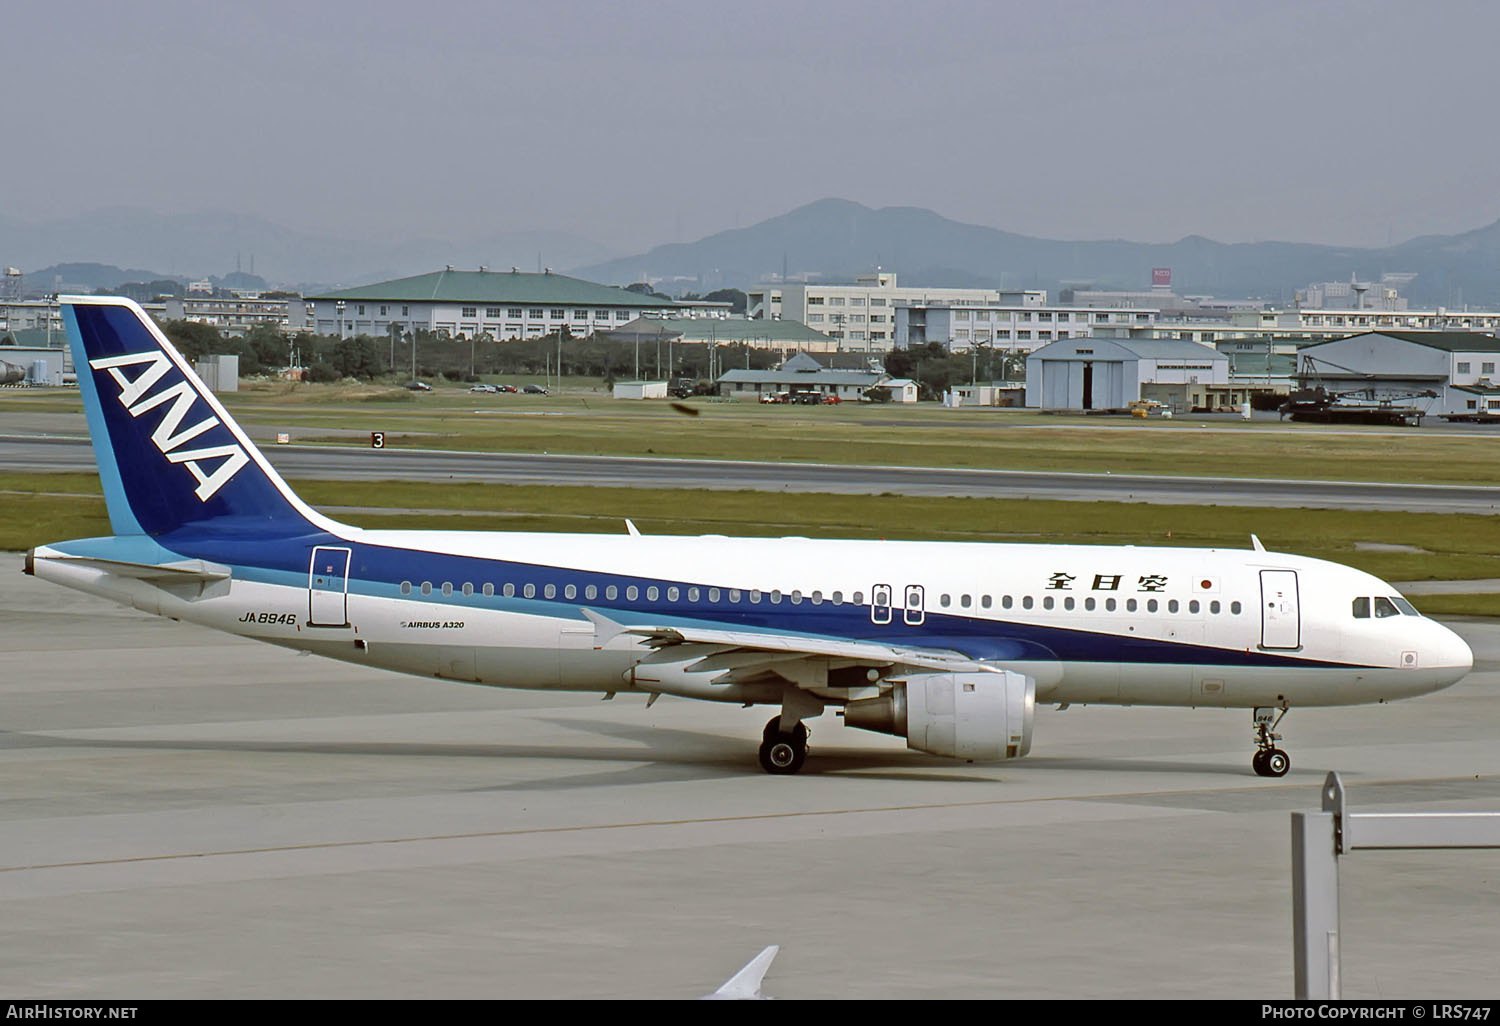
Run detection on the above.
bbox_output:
[32,531,1474,711]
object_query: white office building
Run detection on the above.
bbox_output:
[746,272,1005,351]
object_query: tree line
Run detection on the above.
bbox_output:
[158,320,779,385]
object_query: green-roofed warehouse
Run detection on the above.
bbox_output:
[307,268,677,340]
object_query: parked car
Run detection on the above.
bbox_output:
[469,383,497,393]
[496,384,518,393]
[405,381,433,392]
[522,384,548,394]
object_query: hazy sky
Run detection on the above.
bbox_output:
[9,0,1500,252]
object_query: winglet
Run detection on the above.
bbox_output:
[703,945,779,1000]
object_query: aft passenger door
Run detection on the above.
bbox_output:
[1260,569,1300,649]
[309,546,352,627]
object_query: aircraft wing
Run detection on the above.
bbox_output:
[702,945,779,1000]
[581,607,998,678]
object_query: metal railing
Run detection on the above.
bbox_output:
[1292,772,1500,998]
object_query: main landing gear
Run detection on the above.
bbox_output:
[1252,705,1290,778]
[758,717,809,775]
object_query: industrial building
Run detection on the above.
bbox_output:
[1294,331,1500,420]
[308,268,676,341]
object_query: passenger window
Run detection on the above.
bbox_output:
[831,591,842,605]
[1146,599,1158,613]
[646,586,658,601]
[462,583,473,596]
[1167,599,1178,613]
[584,585,596,600]
[1126,599,1137,612]
[1189,599,1200,613]
[940,594,951,608]
[565,584,576,600]
[790,591,802,605]
[544,584,556,599]
[1002,595,1013,609]
[626,586,638,601]
[400,581,411,595]
[981,595,992,609]
[1352,597,1370,618]
[1063,597,1074,611]
[1022,596,1033,610]
[960,594,971,608]
[1210,600,1221,614]
[1105,598,1116,612]
[606,585,618,600]
[1374,597,1400,618]
[421,581,432,595]
[689,587,701,602]
[482,583,493,597]
[1230,601,1241,615]
[668,587,679,601]
[852,591,863,605]
[749,590,761,604]
[711,588,722,602]
[503,583,515,598]
[730,589,742,603]
[1043,596,1055,610]
[1084,597,1095,611]
[523,583,535,598]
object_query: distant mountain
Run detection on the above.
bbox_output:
[0,208,622,289]
[571,198,1500,307]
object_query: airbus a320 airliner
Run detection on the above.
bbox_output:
[26,297,1474,776]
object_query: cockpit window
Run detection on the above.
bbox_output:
[1392,596,1420,617]
[1373,597,1401,618]
[1352,597,1370,619]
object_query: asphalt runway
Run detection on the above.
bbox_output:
[2,565,1498,999]
[7,433,1500,513]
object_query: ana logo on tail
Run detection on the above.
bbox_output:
[89,350,250,502]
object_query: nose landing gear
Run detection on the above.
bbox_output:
[1252,705,1290,777]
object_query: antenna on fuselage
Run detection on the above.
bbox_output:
[1251,534,1266,552]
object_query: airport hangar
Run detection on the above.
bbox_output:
[1024,337,1231,412]
[1295,330,1500,419]
[307,268,678,341]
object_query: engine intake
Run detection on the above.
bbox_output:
[845,671,1035,761]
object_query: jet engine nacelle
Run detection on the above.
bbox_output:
[844,670,1035,761]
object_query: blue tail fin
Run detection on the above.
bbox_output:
[64,296,331,538]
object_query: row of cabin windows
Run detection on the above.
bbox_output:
[396,580,1242,615]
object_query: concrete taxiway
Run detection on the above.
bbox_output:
[2,563,1499,999]
[6,433,1500,513]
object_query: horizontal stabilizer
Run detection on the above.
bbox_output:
[29,551,231,583]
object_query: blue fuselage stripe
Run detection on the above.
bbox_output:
[154,528,1364,670]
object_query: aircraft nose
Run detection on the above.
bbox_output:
[1431,621,1474,679]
